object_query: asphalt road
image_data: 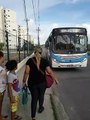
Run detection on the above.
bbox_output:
[52,57,90,120]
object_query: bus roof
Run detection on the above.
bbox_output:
[52,27,86,30]
[51,27,87,35]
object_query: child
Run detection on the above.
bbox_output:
[0,51,8,120]
[5,60,22,120]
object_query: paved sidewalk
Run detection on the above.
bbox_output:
[2,89,55,120]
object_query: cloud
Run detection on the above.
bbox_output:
[27,0,83,16]
[39,0,84,11]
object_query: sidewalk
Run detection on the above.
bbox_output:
[2,88,56,120]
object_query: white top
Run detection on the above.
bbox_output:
[8,72,20,96]
[0,66,7,93]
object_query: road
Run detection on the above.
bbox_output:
[52,57,90,120]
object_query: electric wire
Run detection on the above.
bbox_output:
[31,0,37,27]
[38,0,40,27]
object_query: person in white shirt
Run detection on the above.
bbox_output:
[0,51,8,120]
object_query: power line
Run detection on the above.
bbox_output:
[23,0,29,55]
[31,0,37,26]
[30,0,41,46]
[38,0,40,27]
[37,0,40,46]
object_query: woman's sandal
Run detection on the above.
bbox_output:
[14,115,22,120]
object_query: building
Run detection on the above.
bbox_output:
[0,7,34,50]
[18,25,34,49]
[18,25,27,48]
[0,7,18,49]
[0,7,5,43]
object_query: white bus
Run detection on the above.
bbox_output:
[45,27,88,68]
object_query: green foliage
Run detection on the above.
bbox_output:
[0,43,4,50]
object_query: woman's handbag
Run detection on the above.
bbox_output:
[32,58,54,88]
[45,74,54,88]
[22,86,28,105]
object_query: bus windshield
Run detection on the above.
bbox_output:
[53,33,87,54]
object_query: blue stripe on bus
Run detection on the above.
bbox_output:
[50,53,88,63]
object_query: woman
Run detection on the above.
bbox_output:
[0,51,8,120]
[22,47,59,120]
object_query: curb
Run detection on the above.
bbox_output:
[50,94,70,120]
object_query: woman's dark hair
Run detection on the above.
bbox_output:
[5,60,17,71]
[0,51,4,58]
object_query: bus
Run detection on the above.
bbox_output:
[45,27,88,68]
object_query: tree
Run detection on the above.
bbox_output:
[0,43,4,50]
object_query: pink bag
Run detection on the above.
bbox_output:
[32,58,54,88]
[45,74,54,88]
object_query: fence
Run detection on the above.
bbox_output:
[0,29,34,63]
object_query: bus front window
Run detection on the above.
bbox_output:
[75,35,87,52]
[54,34,87,53]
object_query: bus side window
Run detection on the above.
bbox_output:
[49,37,52,42]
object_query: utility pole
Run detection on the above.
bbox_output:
[23,0,29,55]
[36,27,40,46]
[37,0,40,46]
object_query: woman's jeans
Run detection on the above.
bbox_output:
[28,82,46,118]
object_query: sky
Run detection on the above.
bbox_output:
[0,0,90,44]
